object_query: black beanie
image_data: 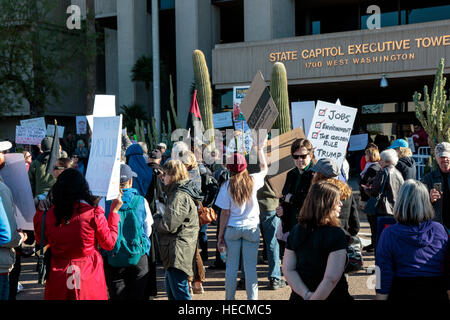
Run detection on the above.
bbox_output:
[41,137,53,152]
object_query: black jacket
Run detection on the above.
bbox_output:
[281,167,314,233]
[339,194,360,236]
[359,162,382,201]
[396,157,416,181]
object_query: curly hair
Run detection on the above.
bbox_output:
[51,169,97,226]
[312,172,352,200]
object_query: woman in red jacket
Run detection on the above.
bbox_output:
[34,168,122,300]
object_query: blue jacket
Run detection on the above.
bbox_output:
[375,220,448,294]
[0,198,11,245]
[119,188,151,255]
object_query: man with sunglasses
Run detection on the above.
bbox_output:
[276,138,316,258]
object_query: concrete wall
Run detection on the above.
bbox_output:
[105,28,119,99]
[244,0,295,41]
[213,20,450,88]
[175,0,220,126]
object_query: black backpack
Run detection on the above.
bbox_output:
[200,170,219,208]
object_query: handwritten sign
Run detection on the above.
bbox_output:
[15,126,47,145]
[348,133,369,151]
[307,100,357,168]
[85,116,122,200]
[76,116,87,135]
[213,112,233,129]
[20,117,46,130]
[0,154,35,230]
[238,72,279,131]
[233,86,249,121]
[87,95,116,132]
[46,125,64,138]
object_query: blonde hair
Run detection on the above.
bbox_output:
[365,147,380,162]
[394,180,434,225]
[163,159,189,183]
[397,147,412,158]
[229,170,254,206]
[181,151,198,170]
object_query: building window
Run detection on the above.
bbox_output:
[216,0,244,44]
[406,4,450,24]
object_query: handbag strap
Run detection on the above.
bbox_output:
[376,169,389,200]
[40,210,48,256]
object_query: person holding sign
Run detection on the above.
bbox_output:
[28,137,57,198]
[276,139,316,257]
[33,169,122,300]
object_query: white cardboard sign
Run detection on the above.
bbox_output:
[15,126,47,145]
[0,154,36,230]
[20,117,46,130]
[87,95,116,132]
[307,100,357,168]
[76,116,88,135]
[46,125,65,138]
[85,116,122,200]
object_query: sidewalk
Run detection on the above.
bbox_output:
[17,209,376,300]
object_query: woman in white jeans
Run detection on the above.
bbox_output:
[215,139,267,300]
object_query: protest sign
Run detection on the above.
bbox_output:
[234,120,250,133]
[238,72,279,131]
[46,125,64,138]
[291,101,315,137]
[76,116,87,135]
[85,116,122,200]
[15,126,46,145]
[348,133,369,151]
[407,137,415,153]
[0,154,35,230]
[20,117,46,130]
[307,100,357,168]
[87,95,116,132]
[266,127,306,198]
[233,86,249,121]
[213,112,233,129]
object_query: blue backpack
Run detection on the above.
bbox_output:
[107,195,149,267]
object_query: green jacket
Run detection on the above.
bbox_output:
[156,180,201,277]
[257,178,279,213]
[28,152,56,197]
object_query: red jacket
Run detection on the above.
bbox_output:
[34,203,119,300]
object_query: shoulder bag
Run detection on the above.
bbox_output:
[364,169,389,216]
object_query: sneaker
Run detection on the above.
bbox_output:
[268,278,286,290]
[363,244,374,252]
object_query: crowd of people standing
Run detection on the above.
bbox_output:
[0,128,448,301]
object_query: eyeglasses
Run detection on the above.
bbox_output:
[292,154,309,160]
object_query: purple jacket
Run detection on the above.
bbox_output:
[375,220,448,294]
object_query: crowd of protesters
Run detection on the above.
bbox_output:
[0,126,448,301]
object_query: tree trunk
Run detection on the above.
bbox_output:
[31,0,45,117]
[86,0,96,116]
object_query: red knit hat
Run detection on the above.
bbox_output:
[227,152,247,174]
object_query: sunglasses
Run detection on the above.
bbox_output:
[53,166,65,170]
[292,154,309,160]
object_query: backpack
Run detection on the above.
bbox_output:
[201,171,219,208]
[107,195,149,267]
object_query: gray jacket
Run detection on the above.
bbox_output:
[370,165,404,215]
[422,168,449,227]
[0,180,23,273]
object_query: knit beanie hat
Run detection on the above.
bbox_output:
[226,152,247,174]
[41,137,54,152]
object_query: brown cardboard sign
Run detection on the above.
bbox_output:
[266,127,306,198]
[239,71,279,131]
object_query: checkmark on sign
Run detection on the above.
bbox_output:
[315,120,325,129]
[312,131,320,139]
[319,108,327,116]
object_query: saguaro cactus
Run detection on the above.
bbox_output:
[271,62,292,135]
[192,50,214,137]
[413,58,450,153]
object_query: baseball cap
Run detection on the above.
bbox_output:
[311,158,340,178]
[435,142,450,158]
[120,164,137,183]
[0,141,12,152]
[388,139,408,149]
[226,152,247,174]
[157,143,167,149]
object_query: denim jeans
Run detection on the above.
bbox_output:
[165,267,191,300]
[224,225,260,300]
[259,211,281,280]
[0,274,9,300]
[199,224,209,262]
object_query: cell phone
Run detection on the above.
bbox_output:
[433,183,442,193]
